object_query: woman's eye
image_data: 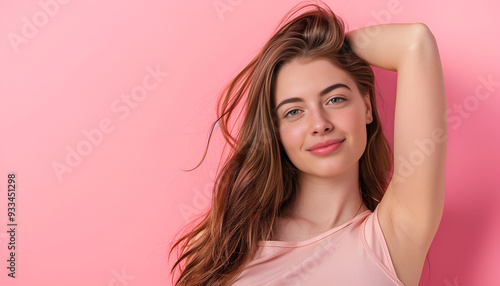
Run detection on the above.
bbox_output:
[284,109,301,118]
[329,97,345,104]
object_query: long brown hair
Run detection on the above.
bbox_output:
[169,2,392,285]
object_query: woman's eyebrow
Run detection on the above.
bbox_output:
[275,83,351,111]
[319,83,350,96]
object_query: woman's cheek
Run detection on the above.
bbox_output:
[279,124,304,152]
[341,108,365,134]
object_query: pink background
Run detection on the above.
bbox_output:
[1,0,499,285]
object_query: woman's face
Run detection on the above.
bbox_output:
[274,58,373,179]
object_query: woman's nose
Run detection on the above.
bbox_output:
[310,109,333,135]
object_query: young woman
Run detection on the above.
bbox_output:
[170,2,447,285]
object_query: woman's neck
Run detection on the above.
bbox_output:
[286,163,368,230]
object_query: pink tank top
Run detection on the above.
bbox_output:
[232,204,405,285]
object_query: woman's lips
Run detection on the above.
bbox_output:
[307,139,345,155]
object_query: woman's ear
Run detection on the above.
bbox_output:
[363,93,373,124]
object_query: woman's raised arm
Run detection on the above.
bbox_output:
[347,24,447,286]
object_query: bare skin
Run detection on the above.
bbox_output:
[274,58,373,242]
[274,23,447,286]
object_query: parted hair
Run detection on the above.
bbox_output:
[169,2,392,285]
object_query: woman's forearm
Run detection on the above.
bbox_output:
[346,23,440,72]
[347,23,447,286]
